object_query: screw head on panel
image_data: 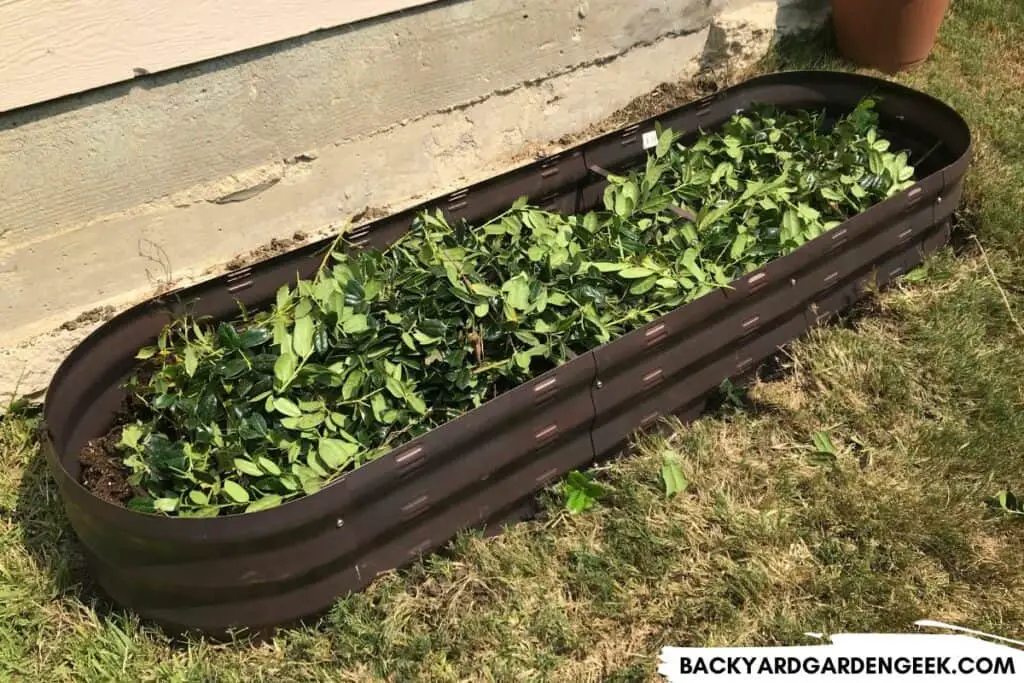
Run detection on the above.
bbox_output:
[594,380,604,389]
[336,518,345,528]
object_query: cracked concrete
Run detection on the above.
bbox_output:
[0,0,828,405]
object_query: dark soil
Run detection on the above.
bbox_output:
[79,426,134,506]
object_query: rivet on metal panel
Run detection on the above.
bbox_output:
[532,376,559,405]
[642,367,664,386]
[535,424,559,443]
[594,379,604,390]
[621,124,640,146]
[540,165,561,179]
[336,518,344,528]
[696,96,715,117]
[395,445,426,474]
[640,411,661,427]
[937,196,943,204]
[348,226,371,240]
[401,495,430,519]
[225,271,254,293]
[448,188,470,212]
[790,278,797,287]
[533,377,558,394]
[348,226,372,248]
[747,272,768,293]
[644,322,668,347]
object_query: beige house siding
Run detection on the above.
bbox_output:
[0,0,439,112]
[0,0,830,405]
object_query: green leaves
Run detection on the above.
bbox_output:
[273,397,302,417]
[319,438,358,470]
[342,313,369,335]
[618,266,656,279]
[116,97,911,517]
[293,314,315,357]
[987,490,1024,517]
[223,480,250,504]
[234,458,264,477]
[812,430,836,455]
[502,276,532,311]
[184,346,199,378]
[661,456,688,498]
[246,494,284,513]
[563,470,607,515]
[135,346,158,360]
[274,350,296,385]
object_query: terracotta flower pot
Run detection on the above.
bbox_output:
[832,0,951,73]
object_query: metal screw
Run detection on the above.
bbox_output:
[937,196,943,203]
[594,380,604,389]
[336,518,345,528]
[790,278,797,286]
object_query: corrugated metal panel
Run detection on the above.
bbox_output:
[44,71,973,636]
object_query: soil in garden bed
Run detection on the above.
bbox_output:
[79,382,153,505]
[80,426,135,505]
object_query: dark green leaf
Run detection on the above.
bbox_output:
[239,328,271,348]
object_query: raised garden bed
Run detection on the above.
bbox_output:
[43,71,971,636]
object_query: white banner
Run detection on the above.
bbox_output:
[658,621,1024,682]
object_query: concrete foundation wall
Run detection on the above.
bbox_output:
[0,0,828,404]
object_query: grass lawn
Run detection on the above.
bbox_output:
[2,1,1024,680]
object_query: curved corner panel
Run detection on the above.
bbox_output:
[43,71,972,635]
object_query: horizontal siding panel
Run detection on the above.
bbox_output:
[0,0,440,113]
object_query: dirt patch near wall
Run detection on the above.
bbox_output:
[507,74,727,166]
[59,305,117,332]
[219,230,311,273]
[574,76,722,142]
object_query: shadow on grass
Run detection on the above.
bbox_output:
[8,415,131,627]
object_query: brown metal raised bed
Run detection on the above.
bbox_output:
[42,71,972,636]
